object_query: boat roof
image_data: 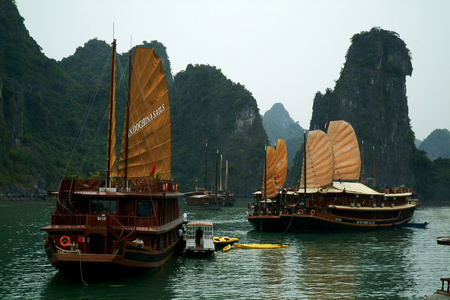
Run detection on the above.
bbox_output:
[252,190,297,196]
[189,194,209,199]
[252,182,412,197]
[331,182,385,195]
[298,182,385,196]
[186,221,213,227]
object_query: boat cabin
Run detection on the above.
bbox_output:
[42,178,182,259]
[184,221,215,256]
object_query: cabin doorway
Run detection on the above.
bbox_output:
[89,234,105,254]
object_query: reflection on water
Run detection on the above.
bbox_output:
[0,199,449,299]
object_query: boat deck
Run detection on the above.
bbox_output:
[328,203,416,211]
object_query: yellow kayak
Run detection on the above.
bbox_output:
[222,244,231,252]
[214,236,239,243]
[234,243,289,249]
[214,236,239,249]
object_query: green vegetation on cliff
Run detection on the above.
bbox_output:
[0,0,86,193]
[170,64,268,195]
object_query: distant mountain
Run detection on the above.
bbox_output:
[418,129,450,160]
[414,139,422,148]
[262,103,304,168]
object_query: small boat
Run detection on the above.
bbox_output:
[185,192,223,210]
[184,221,215,257]
[213,236,239,249]
[403,222,428,228]
[234,243,289,249]
[222,244,231,252]
[437,236,450,246]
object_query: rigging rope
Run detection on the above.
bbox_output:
[58,50,113,181]
[56,246,88,286]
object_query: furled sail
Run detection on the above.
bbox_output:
[107,39,117,179]
[327,120,361,181]
[118,47,171,180]
[300,130,334,188]
[262,146,277,198]
[274,139,287,188]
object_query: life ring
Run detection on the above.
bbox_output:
[60,236,71,247]
[298,209,303,214]
[310,209,316,216]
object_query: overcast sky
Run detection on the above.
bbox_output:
[15,0,450,140]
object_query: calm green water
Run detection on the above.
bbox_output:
[0,199,449,299]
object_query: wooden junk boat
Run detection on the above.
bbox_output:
[41,41,184,273]
[247,121,418,232]
[184,145,234,208]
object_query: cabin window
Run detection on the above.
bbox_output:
[91,200,117,214]
[137,201,153,217]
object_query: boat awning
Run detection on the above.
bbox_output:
[296,187,324,194]
[252,190,300,196]
[329,182,385,196]
[186,221,213,227]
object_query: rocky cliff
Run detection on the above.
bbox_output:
[307,28,415,188]
[170,64,268,195]
[0,0,86,195]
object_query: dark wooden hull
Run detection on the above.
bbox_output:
[223,198,236,207]
[247,206,417,233]
[246,213,287,232]
[44,238,178,274]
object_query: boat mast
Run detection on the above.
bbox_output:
[219,154,223,191]
[106,39,117,188]
[361,140,365,184]
[303,130,306,202]
[205,139,208,190]
[264,145,267,215]
[215,150,218,203]
[373,146,376,187]
[225,160,228,191]
[124,50,132,186]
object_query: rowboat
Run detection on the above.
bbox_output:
[222,244,231,252]
[234,243,289,249]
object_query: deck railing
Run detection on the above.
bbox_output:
[60,177,178,194]
[51,213,157,228]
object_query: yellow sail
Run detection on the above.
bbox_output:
[274,139,287,188]
[118,47,171,180]
[300,130,334,188]
[262,146,277,198]
[107,40,117,179]
[327,120,361,181]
